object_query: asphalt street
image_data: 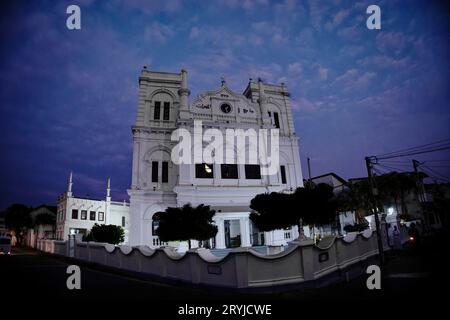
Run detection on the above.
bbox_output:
[1,237,447,317]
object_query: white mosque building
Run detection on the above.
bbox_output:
[55,173,130,242]
[127,67,304,249]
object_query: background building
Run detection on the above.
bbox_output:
[25,205,56,248]
[56,173,129,242]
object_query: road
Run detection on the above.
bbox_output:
[1,237,447,317]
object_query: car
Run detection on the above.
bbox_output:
[0,236,11,255]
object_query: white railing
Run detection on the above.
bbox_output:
[152,236,167,247]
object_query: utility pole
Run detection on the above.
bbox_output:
[412,159,425,202]
[365,156,385,266]
[307,157,312,181]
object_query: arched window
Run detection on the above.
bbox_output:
[152,212,162,234]
[151,92,172,121]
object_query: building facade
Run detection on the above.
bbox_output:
[26,205,57,248]
[56,173,130,242]
[128,68,304,249]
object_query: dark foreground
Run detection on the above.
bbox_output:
[1,234,448,317]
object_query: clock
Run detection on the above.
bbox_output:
[220,103,232,114]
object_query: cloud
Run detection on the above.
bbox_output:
[358,55,410,69]
[337,25,361,38]
[144,22,175,43]
[189,26,200,39]
[187,25,247,47]
[294,96,318,111]
[107,0,183,14]
[288,62,303,74]
[251,21,288,44]
[222,0,269,11]
[317,65,329,81]
[376,31,408,54]
[333,68,376,92]
[325,9,350,31]
[339,45,365,57]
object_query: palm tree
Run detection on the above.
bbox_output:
[377,172,417,218]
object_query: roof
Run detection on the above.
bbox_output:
[32,205,57,214]
[310,172,348,185]
[212,206,251,213]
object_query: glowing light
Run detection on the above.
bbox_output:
[387,207,394,215]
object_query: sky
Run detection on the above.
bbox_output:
[1,0,449,210]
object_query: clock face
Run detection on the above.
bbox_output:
[220,103,232,114]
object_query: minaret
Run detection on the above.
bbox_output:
[67,171,73,198]
[106,177,111,202]
[178,69,191,120]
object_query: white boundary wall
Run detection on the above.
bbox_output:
[37,227,386,289]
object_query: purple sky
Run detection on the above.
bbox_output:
[1,0,449,210]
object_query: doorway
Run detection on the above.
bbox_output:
[224,219,241,248]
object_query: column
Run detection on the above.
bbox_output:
[215,218,226,249]
[240,217,251,247]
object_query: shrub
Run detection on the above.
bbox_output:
[344,221,369,233]
[85,224,124,245]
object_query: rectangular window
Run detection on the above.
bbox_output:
[72,209,78,219]
[122,216,125,227]
[154,101,161,120]
[90,211,96,221]
[163,102,170,120]
[151,161,158,183]
[221,164,238,179]
[81,210,87,220]
[273,112,280,128]
[280,165,287,184]
[195,163,214,179]
[245,164,261,179]
[162,161,169,183]
[98,212,104,221]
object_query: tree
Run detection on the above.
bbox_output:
[4,204,32,233]
[155,204,218,247]
[295,183,337,226]
[249,192,297,231]
[250,183,338,235]
[34,213,56,226]
[84,224,125,245]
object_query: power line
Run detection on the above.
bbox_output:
[376,163,412,173]
[419,169,447,183]
[377,161,412,167]
[421,159,450,163]
[422,164,450,168]
[376,138,450,158]
[420,165,450,181]
[376,144,450,160]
